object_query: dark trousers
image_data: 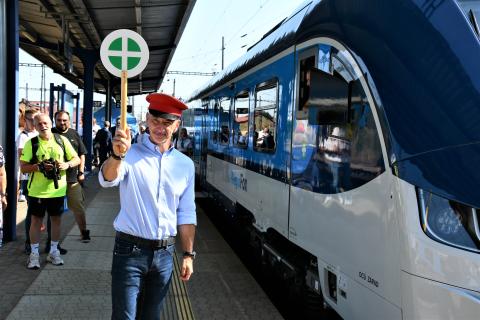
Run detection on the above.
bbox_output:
[111,236,174,320]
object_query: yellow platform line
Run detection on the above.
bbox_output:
[161,251,195,319]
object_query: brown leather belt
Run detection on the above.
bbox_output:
[117,231,175,249]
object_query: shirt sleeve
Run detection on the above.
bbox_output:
[20,140,33,163]
[62,136,78,161]
[17,133,28,149]
[98,161,127,187]
[75,131,87,155]
[176,161,197,226]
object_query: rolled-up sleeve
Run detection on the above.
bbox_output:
[176,167,196,226]
[98,162,127,187]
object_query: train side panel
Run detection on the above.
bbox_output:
[290,174,402,319]
[204,53,295,237]
[207,155,290,234]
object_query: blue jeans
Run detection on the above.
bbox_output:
[111,236,174,320]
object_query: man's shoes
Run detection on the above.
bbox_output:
[81,229,91,243]
[46,250,64,266]
[44,243,68,255]
[24,242,31,255]
[19,194,26,202]
[27,252,40,269]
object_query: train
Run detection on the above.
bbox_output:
[183,0,480,318]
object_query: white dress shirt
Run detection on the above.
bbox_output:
[99,134,196,240]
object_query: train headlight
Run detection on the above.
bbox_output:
[417,188,480,253]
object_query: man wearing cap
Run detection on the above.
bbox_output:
[99,93,196,320]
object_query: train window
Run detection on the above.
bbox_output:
[299,55,316,112]
[219,97,231,145]
[254,79,278,153]
[233,90,249,147]
[202,99,208,114]
[209,99,218,144]
[305,68,350,125]
[291,47,385,194]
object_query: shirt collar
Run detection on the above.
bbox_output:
[142,134,174,155]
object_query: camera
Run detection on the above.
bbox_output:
[38,158,61,189]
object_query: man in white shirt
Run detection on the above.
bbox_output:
[16,109,39,254]
[99,93,196,320]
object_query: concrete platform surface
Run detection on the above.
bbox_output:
[0,171,283,320]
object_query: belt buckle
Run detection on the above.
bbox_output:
[151,239,164,249]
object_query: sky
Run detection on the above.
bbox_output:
[159,0,306,99]
[19,0,306,120]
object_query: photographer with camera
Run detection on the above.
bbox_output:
[20,114,80,269]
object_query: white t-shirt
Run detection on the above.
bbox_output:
[16,130,39,181]
[92,124,101,139]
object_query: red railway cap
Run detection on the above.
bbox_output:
[146,93,187,120]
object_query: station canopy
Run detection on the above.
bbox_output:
[19,0,195,96]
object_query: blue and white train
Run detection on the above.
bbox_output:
[185,0,480,318]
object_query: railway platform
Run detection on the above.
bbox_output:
[0,170,283,320]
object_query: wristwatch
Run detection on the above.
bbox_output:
[111,153,125,160]
[183,251,196,260]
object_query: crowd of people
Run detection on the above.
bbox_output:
[1,93,197,319]
[90,116,193,167]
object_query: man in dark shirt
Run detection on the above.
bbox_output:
[93,121,112,167]
[109,117,121,137]
[52,110,91,243]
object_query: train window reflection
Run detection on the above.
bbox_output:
[254,80,278,153]
[292,47,385,193]
[209,99,218,144]
[219,97,231,145]
[234,90,249,147]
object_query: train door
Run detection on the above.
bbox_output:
[289,41,401,319]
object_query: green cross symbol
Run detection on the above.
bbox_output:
[107,36,143,71]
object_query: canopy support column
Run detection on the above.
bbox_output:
[4,0,19,241]
[76,48,98,173]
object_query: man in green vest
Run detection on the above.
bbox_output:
[20,113,80,269]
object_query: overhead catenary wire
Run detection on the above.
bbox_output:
[225,0,272,45]
[171,0,273,70]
